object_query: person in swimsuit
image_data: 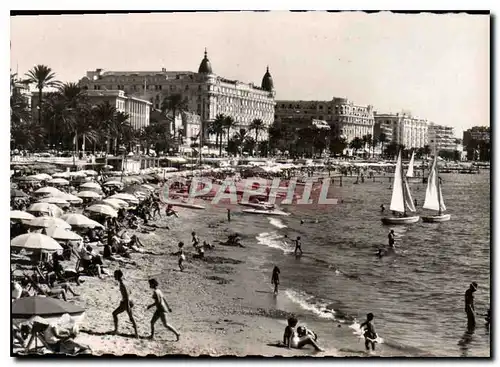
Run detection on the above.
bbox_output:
[271,266,280,294]
[174,242,186,272]
[112,269,139,338]
[380,204,385,212]
[146,278,180,341]
[388,230,395,247]
[465,282,478,330]
[191,231,200,248]
[294,236,303,256]
[360,313,377,352]
[283,317,324,351]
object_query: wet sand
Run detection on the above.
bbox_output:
[67,205,345,357]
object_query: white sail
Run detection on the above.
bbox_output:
[389,151,405,213]
[406,151,415,177]
[423,156,442,212]
[438,184,446,212]
[404,179,416,212]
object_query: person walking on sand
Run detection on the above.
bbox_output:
[360,313,378,352]
[112,269,139,338]
[465,282,478,330]
[294,236,303,256]
[146,278,181,341]
[271,266,280,294]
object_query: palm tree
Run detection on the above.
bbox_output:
[362,134,372,157]
[378,132,388,158]
[112,111,132,155]
[208,114,226,156]
[93,101,117,164]
[249,119,266,155]
[349,137,364,156]
[25,65,60,127]
[232,128,249,156]
[371,136,379,158]
[160,93,188,142]
[223,116,236,149]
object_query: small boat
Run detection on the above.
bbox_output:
[421,156,451,223]
[163,200,206,210]
[242,209,290,216]
[381,150,420,225]
[238,201,275,210]
[406,151,415,178]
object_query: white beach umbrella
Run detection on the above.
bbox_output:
[28,216,71,229]
[141,184,156,192]
[85,204,118,218]
[27,203,63,217]
[48,178,70,186]
[11,233,63,252]
[38,197,71,207]
[80,182,101,190]
[77,191,102,199]
[83,170,98,176]
[34,187,64,197]
[102,198,129,209]
[56,192,83,204]
[103,180,124,187]
[33,173,52,181]
[44,226,82,241]
[10,210,35,222]
[61,213,104,229]
[109,193,140,205]
[52,172,71,178]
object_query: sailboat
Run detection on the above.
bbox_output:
[406,151,415,178]
[421,156,451,222]
[381,150,420,225]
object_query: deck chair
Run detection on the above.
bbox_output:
[24,322,91,355]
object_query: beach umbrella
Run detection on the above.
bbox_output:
[16,175,40,182]
[103,180,124,187]
[48,178,70,186]
[127,176,144,184]
[11,189,28,198]
[27,203,63,217]
[77,191,102,199]
[85,204,118,217]
[33,173,52,181]
[69,171,86,178]
[109,193,140,205]
[34,187,64,197]
[101,198,129,209]
[52,172,71,178]
[12,296,85,319]
[80,182,101,190]
[61,213,104,229]
[103,165,113,170]
[56,192,83,204]
[141,184,156,192]
[10,210,35,221]
[11,233,63,252]
[83,170,98,176]
[44,226,82,241]
[28,216,71,229]
[38,197,71,207]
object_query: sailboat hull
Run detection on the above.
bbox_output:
[381,216,420,225]
[421,214,451,223]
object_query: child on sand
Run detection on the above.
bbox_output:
[360,313,378,352]
[146,278,180,341]
[173,242,186,271]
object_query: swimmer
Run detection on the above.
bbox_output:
[380,204,385,212]
[271,266,280,294]
[360,313,378,352]
[294,236,303,256]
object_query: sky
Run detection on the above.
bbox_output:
[10,11,490,137]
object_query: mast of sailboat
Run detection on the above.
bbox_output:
[400,150,407,216]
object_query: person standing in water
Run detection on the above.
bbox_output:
[360,313,378,352]
[294,236,303,256]
[388,230,395,247]
[112,269,139,338]
[380,204,385,212]
[271,266,280,294]
[146,278,181,341]
[465,282,478,330]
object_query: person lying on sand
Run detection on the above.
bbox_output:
[165,204,179,218]
[112,269,139,338]
[146,278,181,341]
[283,317,324,352]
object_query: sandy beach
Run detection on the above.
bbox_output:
[63,204,339,357]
